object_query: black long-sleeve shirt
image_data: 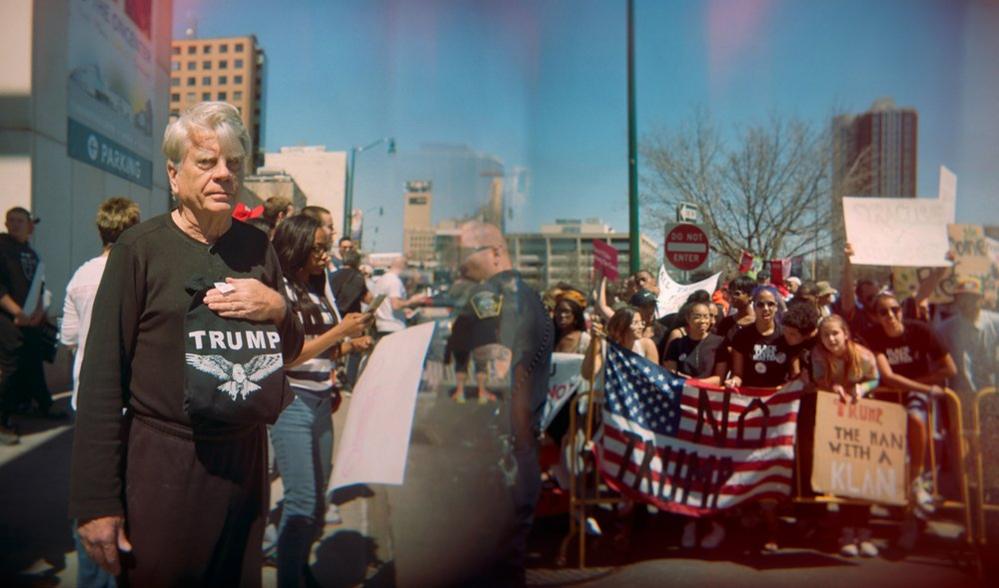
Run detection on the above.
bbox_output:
[69,214,303,520]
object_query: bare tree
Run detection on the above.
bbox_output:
[641,109,869,269]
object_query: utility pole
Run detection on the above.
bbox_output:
[627,0,640,274]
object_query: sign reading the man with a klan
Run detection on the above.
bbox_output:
[597,342,802,516]
[811,392,907,505]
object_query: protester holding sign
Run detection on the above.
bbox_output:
[270,215,373,588]
[810,315,882,557]
[863,292,956,549]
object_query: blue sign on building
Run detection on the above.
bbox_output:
[67,118,153,188]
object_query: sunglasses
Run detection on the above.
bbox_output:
[310,244,331,257]
[877,305,902,317]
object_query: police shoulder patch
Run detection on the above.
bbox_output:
[470,290,503,319]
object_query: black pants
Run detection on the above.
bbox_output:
[121,416,268,587]
[0,318,52,422]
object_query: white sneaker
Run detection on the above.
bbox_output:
[857,528,878,557]
[700,521,726,549]
[839,527,858,557]
[681,521,697,548]
[912,475,936,516]
[584,516,603,536]
[324,503,343,525]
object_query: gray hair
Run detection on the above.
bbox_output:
[162,102,250,166]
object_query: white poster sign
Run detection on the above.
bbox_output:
[938,166,957,224]
[656,268,721,317]
[842,197,950,267]
[329,322,436,491]
[540,353,585,431]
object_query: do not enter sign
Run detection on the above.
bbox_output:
[665,223,709,271]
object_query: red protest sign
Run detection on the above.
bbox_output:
[770,258,791,286]
[593,240,619,281]
[738,251,754,274]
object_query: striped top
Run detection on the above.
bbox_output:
[283,277,342,396]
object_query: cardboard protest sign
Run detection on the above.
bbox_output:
[593,239,620,281]
[329,321,436,491]
[891,224,999,308]
[811,392,907,505]
[655,268,721,318]
[843,196,949,267]
[540,353,585,431]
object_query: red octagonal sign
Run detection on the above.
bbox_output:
[665,224,709,271]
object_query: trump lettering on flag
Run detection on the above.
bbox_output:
[596,342,803,517]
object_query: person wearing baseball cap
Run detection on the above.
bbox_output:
[937,276,999,409]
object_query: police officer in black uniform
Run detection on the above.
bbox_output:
[457,220,553,586]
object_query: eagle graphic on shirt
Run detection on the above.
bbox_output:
[185,352,284,400]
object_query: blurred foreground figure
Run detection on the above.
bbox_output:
[456,220,554,585]
[69,102,303,587]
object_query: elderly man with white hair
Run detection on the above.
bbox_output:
[69,102,304,586]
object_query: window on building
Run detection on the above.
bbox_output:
[219,60,228,69]
[187,46,195,54]
[220,44,228,53]
[218,91,227,101]
[171,93,180,101]
[203,45,212,54]
[186,92,196,101]
[234,75,243,84]
[202,92,211,100]
[234,91,243,100]
[186,61,196,70]
[170,109,179,117]
[202,61,211,69]
[187,77,196,86]
[172,46,180,55]
[202,76,210,85]
[171,77,180,87]
[235,59,244,68]
[171,61,180,71]
[235,43,244,52]
[218,75,228,84]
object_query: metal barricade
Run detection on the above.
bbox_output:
[556,389,623,568]
[973,386,998,546]
[792,386,975,553]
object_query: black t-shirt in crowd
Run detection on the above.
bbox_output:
[330,267,368,315]
[730,323,795,388]
[665,333,725,379]
[862,319,947,381]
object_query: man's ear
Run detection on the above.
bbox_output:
[166,161,179,195]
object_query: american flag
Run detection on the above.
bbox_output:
[597,342,803,517]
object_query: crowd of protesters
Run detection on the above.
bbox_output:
[527,247,997,560]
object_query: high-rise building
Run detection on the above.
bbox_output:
[263,146,346,227]
[833,98,918,199]
[170,35,266,167]
[403,180,435,262]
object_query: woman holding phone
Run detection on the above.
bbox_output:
[270,214,373,587]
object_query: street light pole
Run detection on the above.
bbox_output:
[342,137,395,239]
[627,0,640,275]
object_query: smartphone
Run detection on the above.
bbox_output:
[366,294,388,315]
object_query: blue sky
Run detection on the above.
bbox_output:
[172,0,999,251]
